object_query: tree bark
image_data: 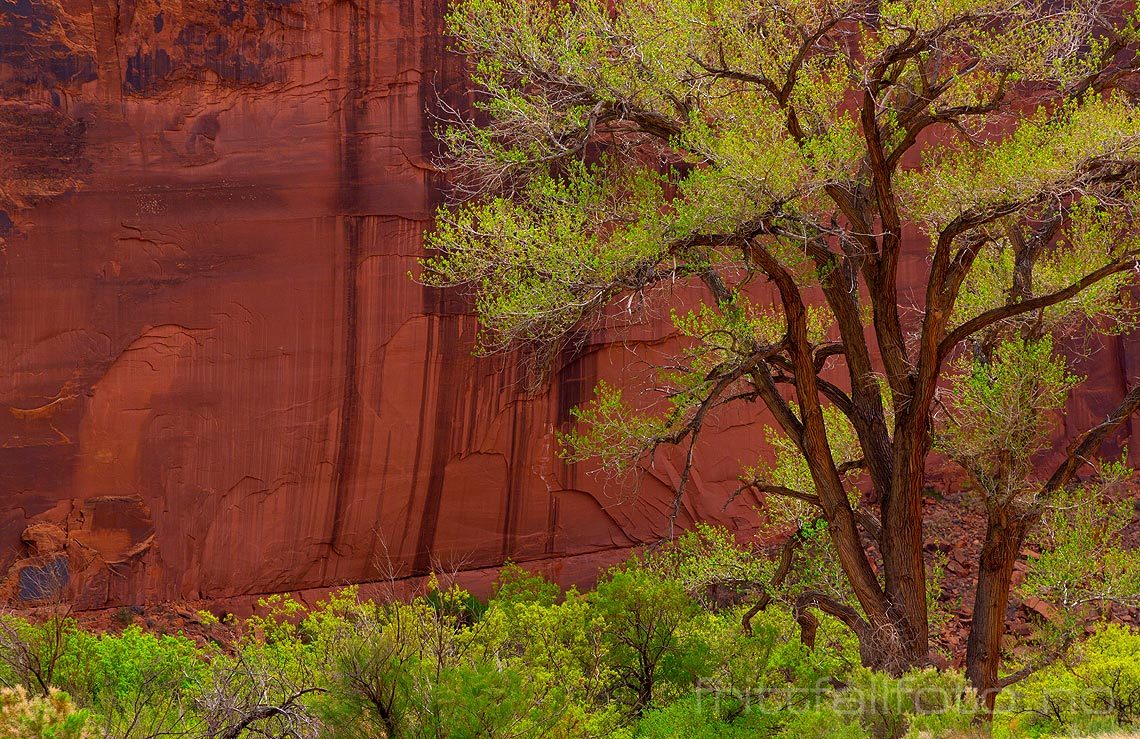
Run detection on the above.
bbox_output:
[883,404,935,667]
[965,506,1031,714]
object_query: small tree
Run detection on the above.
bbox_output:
[591,566,699,715]
[423,0,1140,709]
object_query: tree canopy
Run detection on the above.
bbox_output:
[422,0,1140,708]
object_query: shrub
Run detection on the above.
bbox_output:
[0,533,1130,738]
[1072,625,1140,728]
[0,687,89,738]
[1000,624,1140,737]
[833,668,977,739]
[776,706,871,739]
[0,613,78,695]
[634,692,869,738]
[690,605,858,722]
[591,565,702,714]
[57,626,206,737]
[634,693,763,738]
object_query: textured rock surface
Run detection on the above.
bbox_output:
[1,0,1137,608]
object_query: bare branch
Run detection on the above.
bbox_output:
[996,633,1076,690]
[1042,382,1140,494]
[742,528,807,635]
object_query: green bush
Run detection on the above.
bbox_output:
[634,693,774,738]
[833,667,977,739]
[590,565,703,714]
[999,624,1140,737]
[57,626,206,737]
[776,706,871,739]
[0,530,1130,738]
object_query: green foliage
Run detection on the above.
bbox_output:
[634,692,794,738]
[695,605,859,712]
[745,403,863,523]
[555,292,840,475]
[0,540,1134,737]
[1024,484,1140,613]
[999,624,1140,736]
[937,336,1080,501]
[644,524,772,606]
[951,194,1140,334]
[590,564,702,713]
[902,95,1140,232]
[57,627,206,738]
[428,661,571,738]
[491,562,561,606]
[774,706,870,739]
[423,163,673,352]
[558,380,671,474]
[429,0,1140,364]
[939,336,1078,461]
[833,668,978,739]
[0,613,78,695]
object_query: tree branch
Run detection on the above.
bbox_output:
[749,483,822,508]
[939,257,1139,358]
[855,507,882,540]
[996,634,1075,690]
[794,589,871,648]
[742,529,805,636]
[1043,382,1140,494]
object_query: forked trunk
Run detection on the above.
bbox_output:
[965,507,1030,714]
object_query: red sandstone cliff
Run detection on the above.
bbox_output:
[1,0,1137,609]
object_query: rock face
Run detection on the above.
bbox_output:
[1,0,1137,609]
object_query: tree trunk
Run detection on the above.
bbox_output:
[882,424,932,668]
[965,506,1030,714]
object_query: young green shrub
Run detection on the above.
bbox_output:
[1000,624,1140,737]
[489,562,561,607]
[633,693,778,738]
[634,691,868,739]
[590,564,702,715]
[57,626,207,738]
[195,593,325,738]
[1073,625,1140,729]
[0,612,79,696]
[690,604,859,723]
[478,582,613,731]
[304,590,430,739]
[775,706,870,739]
[833,668,977,739]
[426,660,571,738]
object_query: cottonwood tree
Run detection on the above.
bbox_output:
[422,0,1140,710]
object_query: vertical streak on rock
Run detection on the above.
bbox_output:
[549,339,599,553]
[411,0,460,576]
[412,317,459,574]
[546,494,560,556]
[90,0,124,108]
[502,405,529,557]
[501,405,522,556]
[327,0,366,555]
[1114,334,1135,444]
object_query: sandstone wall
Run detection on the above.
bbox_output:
[0,0,1135,608]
